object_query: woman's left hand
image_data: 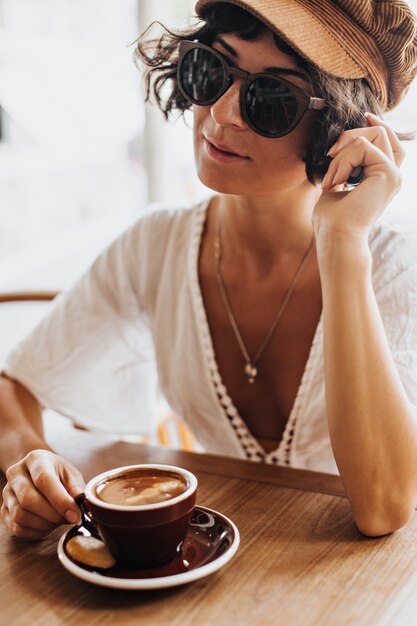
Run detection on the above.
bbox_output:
[313,112,405,243]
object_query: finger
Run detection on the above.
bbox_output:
[328,125,395,164]
[58,461,86,500]
[10,470,66,525]
[323,136,397,190]
[5,490,57,532]
[365,112,406,168]
[25,453,82,523]
[1,505,49,540]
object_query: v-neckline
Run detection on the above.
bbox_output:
[189,198,323,465]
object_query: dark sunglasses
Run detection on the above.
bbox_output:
[177,41,327,138]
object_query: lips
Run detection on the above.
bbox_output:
[205,137,248,158]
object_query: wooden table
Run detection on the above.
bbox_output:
[1,423,417,626]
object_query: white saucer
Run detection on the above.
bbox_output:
[57,505,240,590]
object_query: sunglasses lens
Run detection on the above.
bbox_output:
[179,46,303,137]
[245,77,299,136]
[180,48,226,103]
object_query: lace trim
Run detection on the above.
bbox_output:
[188,200,320,466]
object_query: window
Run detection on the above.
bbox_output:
[0,0,147,290]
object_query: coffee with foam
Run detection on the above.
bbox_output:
[95,470,187,506]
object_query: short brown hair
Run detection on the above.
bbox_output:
[135,3,414,185]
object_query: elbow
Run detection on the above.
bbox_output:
[354,506,414,537]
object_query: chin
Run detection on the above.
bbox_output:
[198,174,257,195]
[195,157,253,195]
[197,172,245,195]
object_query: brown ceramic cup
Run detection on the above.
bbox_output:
[81,464,198,568]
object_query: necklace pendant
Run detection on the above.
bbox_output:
[244,363,258,384]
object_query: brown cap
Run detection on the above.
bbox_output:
[195,0,417,110]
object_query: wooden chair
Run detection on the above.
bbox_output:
[0,291,198,451]
[0,291,59,303]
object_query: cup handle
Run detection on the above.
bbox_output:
[74,493,101,539]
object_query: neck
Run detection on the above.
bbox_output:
[213,183,321,276]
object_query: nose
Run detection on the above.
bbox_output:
[210,79,248,131]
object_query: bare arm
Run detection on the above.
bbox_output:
[0,374,84,539]
[0,374,50,472]
[317,238,417,536]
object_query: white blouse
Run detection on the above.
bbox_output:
[3,198,417,475]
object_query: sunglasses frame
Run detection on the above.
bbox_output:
[177,40,327,138]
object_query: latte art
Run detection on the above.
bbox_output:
[95,471,187,506]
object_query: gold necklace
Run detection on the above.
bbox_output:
[214,206,315,384]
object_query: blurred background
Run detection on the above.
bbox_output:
[0,0,207,296]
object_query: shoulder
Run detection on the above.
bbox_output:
[120,197,210,258]
[136,197,210,234]
[100,196,210,263]
[82,197,211,294]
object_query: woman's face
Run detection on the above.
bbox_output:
[193,29,318,196]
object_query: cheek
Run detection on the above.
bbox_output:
[259,110,317,167]
[192,105,206,149]
[192,105,215,176]
[192,104,207,133]
[252,134,305,172]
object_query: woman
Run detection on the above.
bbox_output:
[1,0,417,539]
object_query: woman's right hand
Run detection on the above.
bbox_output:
[1,450,85,540]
